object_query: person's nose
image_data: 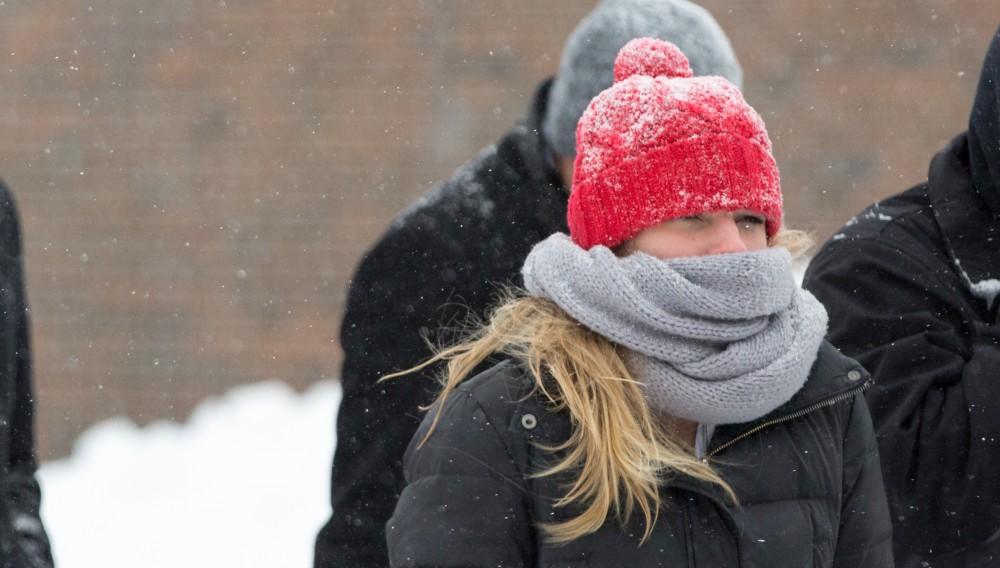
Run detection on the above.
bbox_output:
[705,217,749,255]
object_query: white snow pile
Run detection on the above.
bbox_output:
[38,380,341,568]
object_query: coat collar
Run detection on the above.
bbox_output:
[509,77,568,195]
[927,133,1000,306]
[707,341,870,455]
[506,341,869,459]
[768,341,868,415]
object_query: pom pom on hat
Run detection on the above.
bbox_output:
[614,37,693,82]
[568,38,783,250]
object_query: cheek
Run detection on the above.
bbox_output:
[744,228,769,251]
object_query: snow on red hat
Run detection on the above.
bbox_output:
[567,37,782,250]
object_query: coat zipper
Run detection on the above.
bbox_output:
[680,497,697,568]
[701,377,873,463]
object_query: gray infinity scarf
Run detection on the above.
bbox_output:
[521,233,828,425]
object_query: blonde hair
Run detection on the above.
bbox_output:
[770,228,813,258]
[385,229,811,544]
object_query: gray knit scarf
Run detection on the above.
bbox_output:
[521,233,828,425]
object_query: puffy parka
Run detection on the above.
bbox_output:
[388,342,893,567]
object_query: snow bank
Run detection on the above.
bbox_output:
[38,380,341,568]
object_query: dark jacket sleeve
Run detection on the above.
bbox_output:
[832,394,893,567]
[804,237,1000,558]
[314,208,506,566]
[0,182,54,568]
[386,385,533,568]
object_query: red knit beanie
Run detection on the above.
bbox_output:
[568,37,782,250]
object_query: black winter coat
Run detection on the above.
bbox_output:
[0,180,53,568]
[314,80,569,567]
[804,137,1000,567]
[387,342,893,567]
[803,27,1000,567]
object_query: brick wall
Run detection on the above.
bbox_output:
[0,0,993,459]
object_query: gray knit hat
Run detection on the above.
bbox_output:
[543,0,743,157]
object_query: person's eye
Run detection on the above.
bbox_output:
[738,214,766,229]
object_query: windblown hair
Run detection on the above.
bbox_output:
[385,229,811,544]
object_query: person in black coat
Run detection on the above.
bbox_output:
[390,348,890,567]
[0,179,54,568]
[387,38,892,568]
[803,26,1000,567]
[313,1,745,565]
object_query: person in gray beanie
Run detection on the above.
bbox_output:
[386,38,891,567]
[314,3,743,566]
[543,0,742,159]
[545,0,742,186]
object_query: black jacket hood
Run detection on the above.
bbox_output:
[969,25,1000,213]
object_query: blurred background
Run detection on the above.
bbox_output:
[0,0,996,565]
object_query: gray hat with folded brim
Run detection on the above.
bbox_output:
[543,0,743,157]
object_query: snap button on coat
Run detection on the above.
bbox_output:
[521,413,538,430]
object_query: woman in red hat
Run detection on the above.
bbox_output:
[385,38,893,567]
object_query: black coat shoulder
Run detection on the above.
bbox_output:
[388,360,540,568]
[823,183,944,265]
[402,359,537,476]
